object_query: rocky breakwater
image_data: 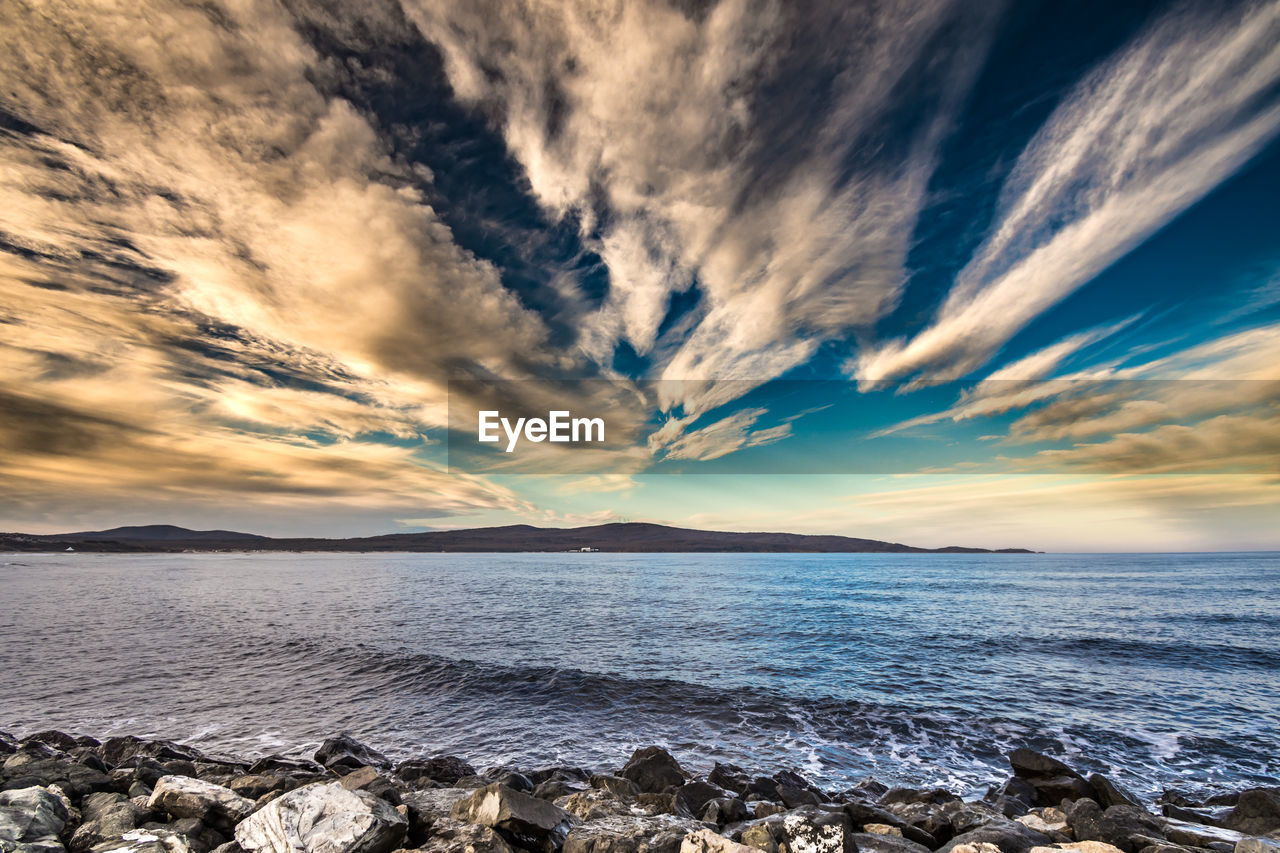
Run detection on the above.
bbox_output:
[2,731,1278,853]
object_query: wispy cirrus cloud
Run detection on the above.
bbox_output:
[855,0,1280,387]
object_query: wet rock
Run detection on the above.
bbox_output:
[89,829,192,853]
[619,750,685,796]
[746,780,781,803]
[491,773,534,795]
[880,789,956,808]
[1158,818,1244,849]
[563,814,702,853]
[777,788,822,810]
[1160,805,1220,826]
[735,806,855,853]
[235,782,407,853]
[1073,805,1165,853]
[450,783,576,853]
[842,802,903,831]
[69,794,146,853]
[592,777,642,802]
[675,784,726,821]
[0,786,70,852]
[1067,800,1105,842]
[850,832,931,853]
[147,777,254,834]
[313,738,389,774]
[0,735,18,758]
[1007,752,1093,808]
[99,740,203,770]
[21,735,79,755]
[637,794,685,819]
[244,757,324,778]
[937,819,1051,853]
[415,817,514,853]
[1222,790,1280,836]
[708,766,750,798]
[555,789,632,822]
[1089,778,1141,811]
[4,759,112,799]
[394,759,475,788]
[943,802,1007,836]
[701,799,748,827]
[679,829,757,853]
[1010,753,1078,781]
[533,780,586,802]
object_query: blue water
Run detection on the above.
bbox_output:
[1,551,1277,799]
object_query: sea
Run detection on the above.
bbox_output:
[2,551,1277,801]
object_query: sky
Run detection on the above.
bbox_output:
[1,0,1279,551]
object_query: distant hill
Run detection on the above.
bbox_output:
[0,522,1035,553]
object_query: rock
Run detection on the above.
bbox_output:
[70,794,146,853]
[1067,800,1105,842]
[850,832,931,853]
[880,789,956,808]
[0,735,18,758]
[619,750,685,796]
[244,757,324,778]
[399,789,472,844]
[562,814,702,853]
[89,829,192,853]
[674,784,726,821]
[395,759,475,788]
[753,804,786,820]
[0,786,70,851]
[555,789,632,822]
[338,769,380,793]
[313,738,389,774]
[680,830,756,853]
[1010,753,1079,781]
[937,820,1051,853]
[701,799,748,827]
[1089,778,1141,811]
[735,806,855,853]
[944,803,1008,836]
[708,766,750,798]
[234,782,407,853]
[491,773,534,795]
[746,779,781,803]
[1029,843,1125,853]
[208,843,243,853]
[777,788,822,809]
[948,844,1002,853]
[1073,805,1165,853]
[21,734,80,754]
[864,825,902,836]
[227,777,288,801]
[1223,790,1280,836]
[637,794,681,818]
[1016,813,1068,836]
[1236,840,1280,853]
[167,817,227,853]
[842,802,903,830]
[449,783,576,853]
[147,777,254,833]
[99,740,203,770]
[415,817,514,853]
[592,777,642,802]
[1158,818,1243,849]
[533,781,586,802]
[4,759,113,798]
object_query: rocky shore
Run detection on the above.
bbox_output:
[1,732,1277,853]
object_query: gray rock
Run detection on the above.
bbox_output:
[533,781,587,802]
[707,766,750,798]
[69,794,145,853]
[226,778,288,802]
[1223,790,1280,836]
[850,832,932,853]
[400,789,472,827]
[99,740,204,770]
[1235,839,1280,853]
[555,790,632,822]
[0,787,70,852]
[701,799,748,827]
[416,817,514,853]
[147,777,254,834]
[936,819,1051,853]
[675,785,727,822]
[450,783,576,853]
[1009,752,1078,780]
[4,760,112,799]
[620,750,685,796]
[563,814,702,853]
[166,818,226,853]
[395,759,476,788]
[234,782,407,853]
[1090,777,1142,810]
[1158,818,1243,848]
[679,830,757,853]
[777,789,822,810]
[243,758,323,778]
[1074,805,1165,853]
[89,830,192,853]
[313,738,389,775]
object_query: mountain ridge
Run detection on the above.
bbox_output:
[0,522,1037,553]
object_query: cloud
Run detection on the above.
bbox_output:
[406,0,1001,416]
[855,1,1280,386]
[654,407,791,462]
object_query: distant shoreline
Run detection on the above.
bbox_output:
[0,521,1039,554]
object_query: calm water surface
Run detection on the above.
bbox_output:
[1,551,1277,799]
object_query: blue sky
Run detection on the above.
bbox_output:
[0,0,1278,550]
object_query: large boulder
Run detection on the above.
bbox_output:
[148,777,254,833]
[1007,752,1093,807]
[1222,790,1280,836]
[313,738,389,774]
[555,789,633,822]
[3,758,112,799]
[735,806,855,853]
[1074,805,1165,853]
[563,814,703,853]
[708,766,750,798]
[674,784,726,821]
[395,758,475,788]
[69,794,146,853]
[1158,818,1243,849]
[620,751,685,796]
[98,740,203,770]
[450,783,576,853]
[416,817,514,853]
[0,786,70,853]
[1088,777,1141,811]
[235,782,407,853]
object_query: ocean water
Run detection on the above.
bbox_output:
[1,551,1277,800]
